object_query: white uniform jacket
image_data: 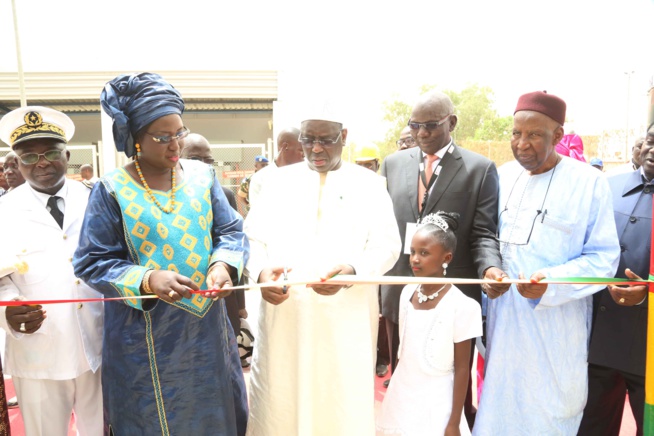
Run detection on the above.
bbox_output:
[0,180,103,380]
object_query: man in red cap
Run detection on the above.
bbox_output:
[474,91,621,434]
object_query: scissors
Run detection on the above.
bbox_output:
[282,266,288,294]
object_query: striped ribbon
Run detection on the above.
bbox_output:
[646,184,654,435]
[0,275,648,307]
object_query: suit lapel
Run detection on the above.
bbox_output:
[423,145,463,216]
[405,149,422,221]
[614,171,646,236]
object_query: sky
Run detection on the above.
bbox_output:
[0,0,652,149]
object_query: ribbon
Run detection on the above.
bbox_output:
[0,275,649,307]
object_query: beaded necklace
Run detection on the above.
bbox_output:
[133,158,176,214]
[416,284,447,304]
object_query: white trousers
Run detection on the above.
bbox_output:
[13,369,102,436]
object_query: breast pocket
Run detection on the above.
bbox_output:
[539,213,574,256]
[14,242,52,285]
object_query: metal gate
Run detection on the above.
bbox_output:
[207,143,269,199]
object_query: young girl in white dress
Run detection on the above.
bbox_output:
[376,211,482,436]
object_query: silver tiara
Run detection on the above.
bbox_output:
[419,213,449,232]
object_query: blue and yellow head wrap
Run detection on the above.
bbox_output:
[100,72,184,157]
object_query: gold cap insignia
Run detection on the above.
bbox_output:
[24,111,43,127]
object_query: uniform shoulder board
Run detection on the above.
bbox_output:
[81,180,94,189]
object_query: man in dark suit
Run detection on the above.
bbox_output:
[380,90,508,422]
[578,123,653,435]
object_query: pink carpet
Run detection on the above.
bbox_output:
[2,364,638,435]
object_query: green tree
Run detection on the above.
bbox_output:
[377,97,413,158]
[474,115,513,141]
[444,84,497,141]
[379,84,506,159]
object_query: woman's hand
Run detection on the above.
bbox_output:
[206,262,235,299]
[148,270,199,303]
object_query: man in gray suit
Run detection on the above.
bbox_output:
[380,90,508,423]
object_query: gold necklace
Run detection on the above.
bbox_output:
[134,159,176,213]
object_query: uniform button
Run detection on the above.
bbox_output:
[22,249,26,253]
[600,306,606,312]
[620,244,626,252]
[75,279,80,285]
[69,258,73,262]
[77,303,83,309]
[644,187,651,193]
[63,234,68,240]
[630,216,637,223]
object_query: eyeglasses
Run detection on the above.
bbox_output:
[18,150,63,165]
[146,127,190,145]
[396,137,416,147]
[408,115,451,132]
[298,131,342,148]
[187,156,215,164]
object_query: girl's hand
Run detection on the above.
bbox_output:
[444,422,461,436]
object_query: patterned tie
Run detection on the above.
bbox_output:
[47,196,64,229]
[418,154,439,211]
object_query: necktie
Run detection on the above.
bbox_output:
[47,196,64,229]
[418,154,439,211]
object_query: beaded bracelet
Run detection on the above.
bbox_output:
[142,270,154,294]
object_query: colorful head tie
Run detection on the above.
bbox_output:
[100,72,184,158]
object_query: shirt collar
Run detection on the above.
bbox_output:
[28,179,68,208]
[421,139,453,160]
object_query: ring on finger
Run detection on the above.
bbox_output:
[168,290,176,299]
[19,322,26,332]
[619,297,626,304]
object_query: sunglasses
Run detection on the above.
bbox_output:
[298,131,343,148]
[18,150,63,165]
[408,115,451,132]
[146,127,190,145]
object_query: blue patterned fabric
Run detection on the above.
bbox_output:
[73,160,248,435]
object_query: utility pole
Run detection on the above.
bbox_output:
[624,70,635,162]
[11,0,26,107]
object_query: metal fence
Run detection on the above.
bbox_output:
[0,143,269,195]
[208,143,268,199]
